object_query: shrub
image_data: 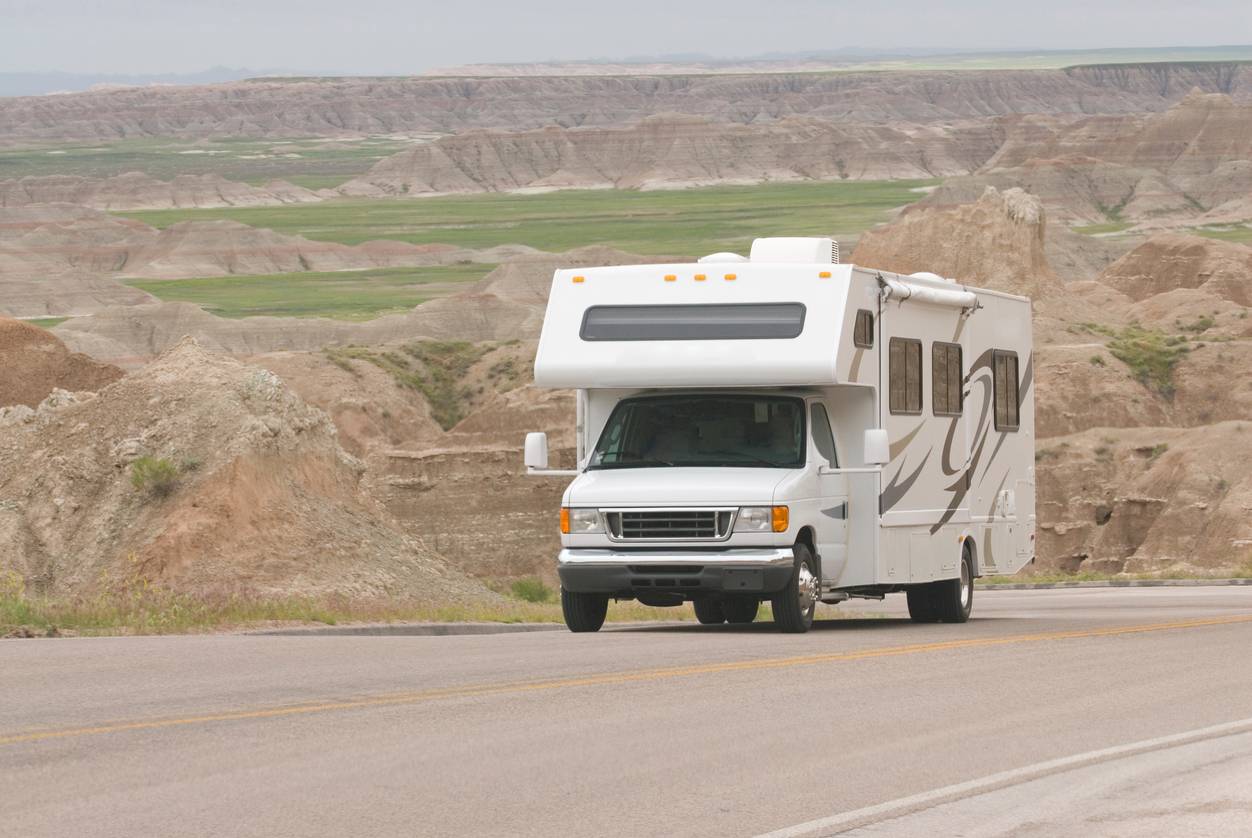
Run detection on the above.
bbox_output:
[509,577,555,603]
[1089,355,1105,366]
[1106,326,1190,400]
[130,456,180,498]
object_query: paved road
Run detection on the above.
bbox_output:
[3,587,1252,837]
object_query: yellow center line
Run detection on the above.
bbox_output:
[4,613,1251,747]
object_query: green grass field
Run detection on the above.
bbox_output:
[120,179,935,259]
[1194,225,1252,245]
[127,264,493,320]
[0,136,419,185]
[25,317,70,329]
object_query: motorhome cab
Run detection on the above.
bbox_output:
[524,237,1035,633]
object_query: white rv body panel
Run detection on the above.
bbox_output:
[528,242,1035,630]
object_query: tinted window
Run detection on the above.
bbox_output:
[853,309,874,348]
[810,403,839,467]
[889,338,923,415]
[589,395,805,469]
[932,342,963,416]
[581,303,805,341]
[994,350,1020,431]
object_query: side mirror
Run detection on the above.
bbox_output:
[864,429,889,466]
[524,432,549,470]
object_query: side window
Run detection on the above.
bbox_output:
[993,350,1020,431]
[932,342,963,416]
[889,337,922,415]
[810,403,838,467]
[853,309,874,348]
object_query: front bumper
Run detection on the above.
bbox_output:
[557,547,795,596]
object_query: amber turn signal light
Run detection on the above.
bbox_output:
[771,506,789,533]
[559,507,571,534]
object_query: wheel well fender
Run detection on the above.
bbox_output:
[962,534,979,577]
[795,526,819,578]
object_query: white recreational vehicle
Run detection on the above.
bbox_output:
[524,237,1035,633]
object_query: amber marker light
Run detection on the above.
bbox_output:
[664,274,677,282]
[572,276,585,283]
[694,273,707,281]
[559,508,571,534]
[819,271,832,278]
[724,273,737,281]
[771,506,789,532]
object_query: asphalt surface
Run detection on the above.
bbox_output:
[3,587,1252,838]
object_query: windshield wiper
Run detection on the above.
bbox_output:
[590,454,674,469]
[702,448,791,468]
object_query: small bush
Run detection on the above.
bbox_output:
[509,577,555,603]
[1180,315,1215,334]
[1089,355,1105,366]
[130,456,180,498]
[1148,443,1169,460]
[1106,325,1190,400]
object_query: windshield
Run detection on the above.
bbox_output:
[588,395,806,469]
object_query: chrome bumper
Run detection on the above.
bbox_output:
[557,547,794,567]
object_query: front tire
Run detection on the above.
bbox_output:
[772,544,818,633]
[693,597,725,625]
[561,588,608,632]
[722,597,760,624]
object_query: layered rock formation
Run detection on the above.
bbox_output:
[340,116,1001,195]
[2,63,1249,142]
[928,93,1252,229]
[0,173,320,211]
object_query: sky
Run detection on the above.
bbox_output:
[3,0,1251,75]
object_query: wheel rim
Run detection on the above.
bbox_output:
[797,561,818,614]
[960,559,972,610]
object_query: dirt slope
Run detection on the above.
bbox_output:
[1,63,1248,141]
[0,317,122,408]
[0,338,487,601]
[0,173,320,211]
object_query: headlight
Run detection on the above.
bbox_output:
[561,508,602,534]
[734,506,789,533]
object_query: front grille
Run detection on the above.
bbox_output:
[605,509,733,541]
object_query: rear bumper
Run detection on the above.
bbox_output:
[557,547,795,596]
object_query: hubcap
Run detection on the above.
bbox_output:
[960,559,972,610]
[796,561,818,613]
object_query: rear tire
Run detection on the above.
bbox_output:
[906,587,939,623]
[906,545,974,624]
[721,597,760,625]
[693,597,725,625]
[561,588,608,633]
[935,546,974,623]
[772,544,818,634]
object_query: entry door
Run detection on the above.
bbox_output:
[811,402,849,581]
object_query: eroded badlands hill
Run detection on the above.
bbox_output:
[926,92,1252,228]
[0,336,489,601]
[0,317,122,408]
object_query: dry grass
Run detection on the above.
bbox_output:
[0,583,703,638]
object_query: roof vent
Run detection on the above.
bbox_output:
[750,237,836,264]
[697,252,749,263]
